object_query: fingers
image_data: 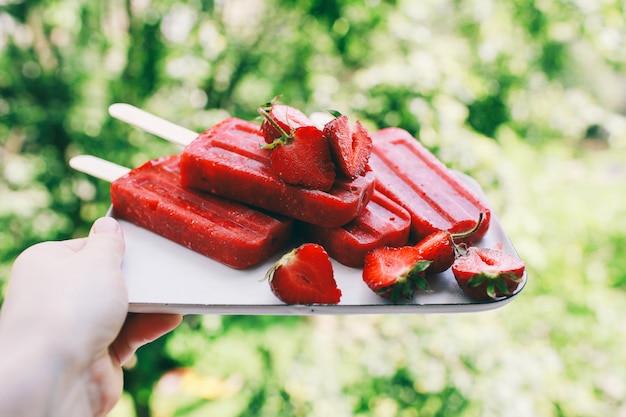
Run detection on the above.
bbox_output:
[3,218,128,339]
[85,217,126,264]
[90,216,123,236]
[110,313,183,365]
[60,237,89,252]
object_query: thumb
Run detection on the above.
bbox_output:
[84,217,126,266]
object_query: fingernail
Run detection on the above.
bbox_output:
[92,217,120,234]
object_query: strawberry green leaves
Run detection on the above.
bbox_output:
[452,247,525,300]
[362,246,432,302]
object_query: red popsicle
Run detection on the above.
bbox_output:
[302,190,412,268]
[180,117,376,228]
[369,127,490,244]
[110,155,293,269]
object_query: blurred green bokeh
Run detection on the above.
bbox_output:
[1,1,626,416]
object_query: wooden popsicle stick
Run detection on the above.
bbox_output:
[69,155,130,183]
[108,103,198,147]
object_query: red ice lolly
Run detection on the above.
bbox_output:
[302,190,412,268]
[110,155,293,269]
[369,127,491,244]
[180,117,376,228]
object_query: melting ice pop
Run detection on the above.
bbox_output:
[302,190,412,268]
[369,127,491,244]
[109,104,377,228]
[72,154,293,269]
[180,117,376,228]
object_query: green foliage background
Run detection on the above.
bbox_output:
[1,1,626,416]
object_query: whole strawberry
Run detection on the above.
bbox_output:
[452,247,525,301]
[362,246,431,301]
[259,106,336,191]
[415,213,485,274]
[266,243,342,305]
[323,113,372,178]
[260,99,314,144]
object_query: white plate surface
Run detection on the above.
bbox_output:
[112,203,526,315]
[99,105,526,314]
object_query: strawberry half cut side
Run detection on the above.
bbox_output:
[323,114,373,179]
[362,246,432,302]
[452,247,525,301]
[266,243,341,305]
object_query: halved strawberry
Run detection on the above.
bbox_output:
[259,105,336,191]
[415,213,485,274]
[266,243,341,305]
[260,100,314,144]
[362,246,431,301]
[323,114,373,178]
[452,247,525,301]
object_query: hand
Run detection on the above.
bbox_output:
[0,217,182,417]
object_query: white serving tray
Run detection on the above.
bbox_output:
[82,103,527,315]
[113,205,526,315]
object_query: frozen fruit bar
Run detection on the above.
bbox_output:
[111,155,293,269]
[180,117,376,228]
[302,190,411,268]
[369,127,490,244]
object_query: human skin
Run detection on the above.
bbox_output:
[0,217,182,416]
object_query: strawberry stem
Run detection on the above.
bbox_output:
[328,109,342,118]
[450,212,484,241]
[258,106,292,149]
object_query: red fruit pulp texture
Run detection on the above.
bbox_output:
[269,125,336,191]
[369,127,491,244]
[268,243,341,305]
[362,245,430,300]
[110,155,293,269]
[323,115,373,179]
[303,190,411,267]
[180,117,376,228]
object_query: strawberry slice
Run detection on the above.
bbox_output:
[362,246,432,301]
[260,100,314,144]
[266,243,341,305]
[415,213,485,274]
[452,247,525,301]
[259,105,336,191]
[323,114,373,178]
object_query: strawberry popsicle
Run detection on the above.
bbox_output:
[302,190,412,268]
[369,127,491,244]
[180,117,376,228]
[110,155,293,269]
